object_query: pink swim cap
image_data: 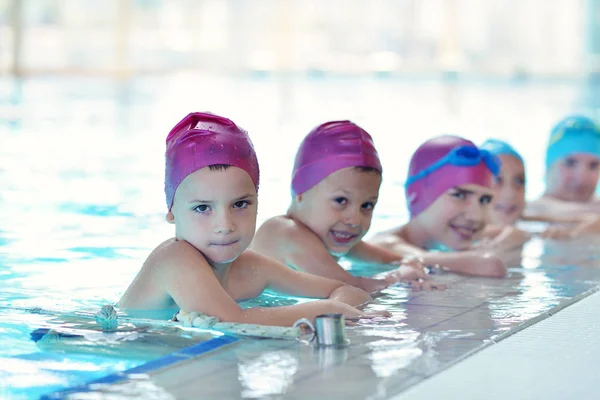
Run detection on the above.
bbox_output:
[291,120,382,195]
[165,112,259,210]
[406,135,499,217]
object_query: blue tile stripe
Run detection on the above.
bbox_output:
[40,335,239,399]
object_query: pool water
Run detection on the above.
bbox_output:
[1,74,599,399]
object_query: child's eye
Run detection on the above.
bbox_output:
[480,195,493,205]
[565,158,577,168]
[361,202,375,210]
[334,197,348,206]
[515,177,525,187]
[194,204,211,213]
[590,161,600,171]
[234,200,250,209]
[450,191,466,200]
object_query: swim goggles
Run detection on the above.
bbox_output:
[405,145,500,187]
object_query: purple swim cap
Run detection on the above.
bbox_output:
[291,120,382,195]
[165,112,259,210]
[406,135,499,217]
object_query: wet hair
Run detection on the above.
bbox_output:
[208,164,231,172]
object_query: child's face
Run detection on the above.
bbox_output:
[168,166,258,267]
[490,155,526,226]
[416,184,493,250]
[296,167,382,256]
[546,153,600,202]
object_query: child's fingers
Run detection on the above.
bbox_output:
[404,279,447,291]
[359,310,392,319]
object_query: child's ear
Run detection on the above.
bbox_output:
[166,212,175,224]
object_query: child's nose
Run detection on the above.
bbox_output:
[213,211,236,234]
[465,199,484,221]
[343,208,361,227]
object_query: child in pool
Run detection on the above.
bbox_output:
[480,138,600,240]
[251,120,442,293]
[527,115,600,217]
[369,135,509,278]
[118,112,389,326]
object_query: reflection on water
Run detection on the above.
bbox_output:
[238,350,299,398]
[2,76,600,398]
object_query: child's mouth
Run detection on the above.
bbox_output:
[330,230,358,245]
[210,240,239,247]
[449,224,478,241]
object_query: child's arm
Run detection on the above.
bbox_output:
[475,226,531,252]
[525,198,600,219]
[369,235,506,278]
[346,240,408,264]
[249,249,371,307]
[346,241,445,290]
[523,209,600,239]
[420,251,507,278]
[161,242,387,326]
[282,226,420,293]
[538,214,600,239]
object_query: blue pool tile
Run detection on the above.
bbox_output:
[123,354,188,374]
[175,335,238,358]
[41,335,239,399]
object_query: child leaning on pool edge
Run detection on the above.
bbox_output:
[369,135,508,277]
[118,112,390,326]
[480,138,600,240]
[251,120,444,293]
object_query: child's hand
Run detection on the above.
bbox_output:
[387,264,429,282]
[383,262,448,291]
[478,226,531,251]
[503,226,532,248]
[400,278,448,291]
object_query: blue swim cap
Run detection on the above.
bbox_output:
[545,115,600,169]
[480,139,524,165]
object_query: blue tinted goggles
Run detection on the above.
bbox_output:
[406,145,501,187]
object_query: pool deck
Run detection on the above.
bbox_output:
[42,236,600,399]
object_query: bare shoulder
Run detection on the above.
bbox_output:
[255,215,302,237]
[119,238,205,309]
[252,215,315,254]
[147,238,205,269]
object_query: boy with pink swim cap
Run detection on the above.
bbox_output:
[252,121,445,293]
[370,135,508,277]
[119,112,390,326]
